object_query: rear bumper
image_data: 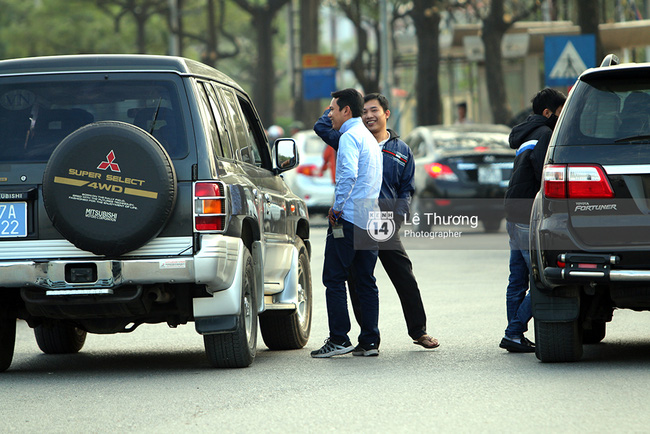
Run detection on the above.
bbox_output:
[544,267,650,284]
[0,235,241,294]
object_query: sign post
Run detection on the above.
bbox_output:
[545,35,596,87]
[302,54,337,100]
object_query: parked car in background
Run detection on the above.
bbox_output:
[530,54,650,362]
[282,129,335,213]
[404,124,515,232]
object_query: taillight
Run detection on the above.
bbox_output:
[194,181,226,232]
[297,164,319,176]
[424,163,459,181]
[544,164,614,199]
[543,165,567,198]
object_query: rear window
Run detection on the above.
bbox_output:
[431,133,510,151]
[553,77,650,146]
[0,74,188,162]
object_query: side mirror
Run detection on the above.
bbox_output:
[273,138,298,174]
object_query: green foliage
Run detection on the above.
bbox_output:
[1,0,129,58]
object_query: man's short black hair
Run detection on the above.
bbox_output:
[531,88,567,115]
[331,88,364,118]
[364,93,390,112]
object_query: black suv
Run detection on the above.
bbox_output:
[531,54,650,362]
[0,55,312,370]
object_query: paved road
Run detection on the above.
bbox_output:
[3,224,650,432]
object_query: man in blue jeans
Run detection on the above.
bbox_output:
[502,88,566,352]
[310,88,382,358]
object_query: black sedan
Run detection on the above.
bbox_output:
[404,124,515,232]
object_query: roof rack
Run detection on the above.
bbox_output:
[600,54,619,67]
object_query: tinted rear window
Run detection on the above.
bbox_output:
[554,77,650,146]
[0,75,188,162]
[431,133,510,151]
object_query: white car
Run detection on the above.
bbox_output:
[283,130,335,213]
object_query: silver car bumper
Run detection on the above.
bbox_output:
[0,235,241,294]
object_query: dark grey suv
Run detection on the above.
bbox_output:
[0,55,312,370]
[531,54,650,362]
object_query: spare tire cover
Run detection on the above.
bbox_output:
[43,121,177,256]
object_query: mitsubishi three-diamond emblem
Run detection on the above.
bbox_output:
[97,150,121,172]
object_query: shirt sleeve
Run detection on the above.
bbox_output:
[333,134,358,211]
[313,109,342,151]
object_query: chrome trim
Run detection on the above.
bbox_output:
[0,236,193,260]
[569,271,605,278]
[603,164,650,175]
[263,301,297,310]
[610,270,650,281]
[46,289,114,296]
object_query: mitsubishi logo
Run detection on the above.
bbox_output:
[97,150,121,172]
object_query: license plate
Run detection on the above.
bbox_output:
[0,202,27,238]
[478,166,502,184]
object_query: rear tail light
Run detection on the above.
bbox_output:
[543,165,614,199]
[424,163,459,181]
[194,181,227,232]
[543,165,567,198]
[297,164,319,176]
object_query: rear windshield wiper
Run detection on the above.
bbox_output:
[614,135,650,143]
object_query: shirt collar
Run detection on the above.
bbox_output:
[340,117,363,134]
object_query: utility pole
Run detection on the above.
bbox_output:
[379,0,393,127]
[168,0,180,56]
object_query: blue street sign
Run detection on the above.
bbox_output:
[545,35,596,87]
[303,68,336,100]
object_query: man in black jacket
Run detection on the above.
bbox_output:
[500,88,566,353]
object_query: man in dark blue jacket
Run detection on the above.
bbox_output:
[314,92,439,350]
[501,88,566,353]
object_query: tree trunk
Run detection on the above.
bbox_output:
[177,0,184,57]
[481,0,512,125]
[204,0,217,66]
[136,15,147,54]
[253,11,275,126]
[576,0,604,62]
[410,0,442,126]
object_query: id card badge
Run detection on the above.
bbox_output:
[332,222,344,238]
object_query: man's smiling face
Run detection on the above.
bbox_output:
[362,99,389,136]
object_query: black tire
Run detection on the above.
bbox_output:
[34,323,87,354]
[42,121,177,256]
[583,320,606,344]
[534,318,583,362]
[260,238,312,350]
[204,247,257,368]
[0,317,16,372]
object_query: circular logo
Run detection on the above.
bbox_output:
[367,211,396,242]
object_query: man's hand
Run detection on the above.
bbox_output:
[328,208,342,225]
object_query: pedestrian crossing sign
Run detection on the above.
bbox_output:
[545,35,596,87]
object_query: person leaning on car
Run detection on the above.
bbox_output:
[314,92,439,350]
[310,88,383,358]
[500,88,566,353]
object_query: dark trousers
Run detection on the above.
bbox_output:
[349,226,427,341]
[322,219,380,346]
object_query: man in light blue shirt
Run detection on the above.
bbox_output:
[311,88,383,358]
